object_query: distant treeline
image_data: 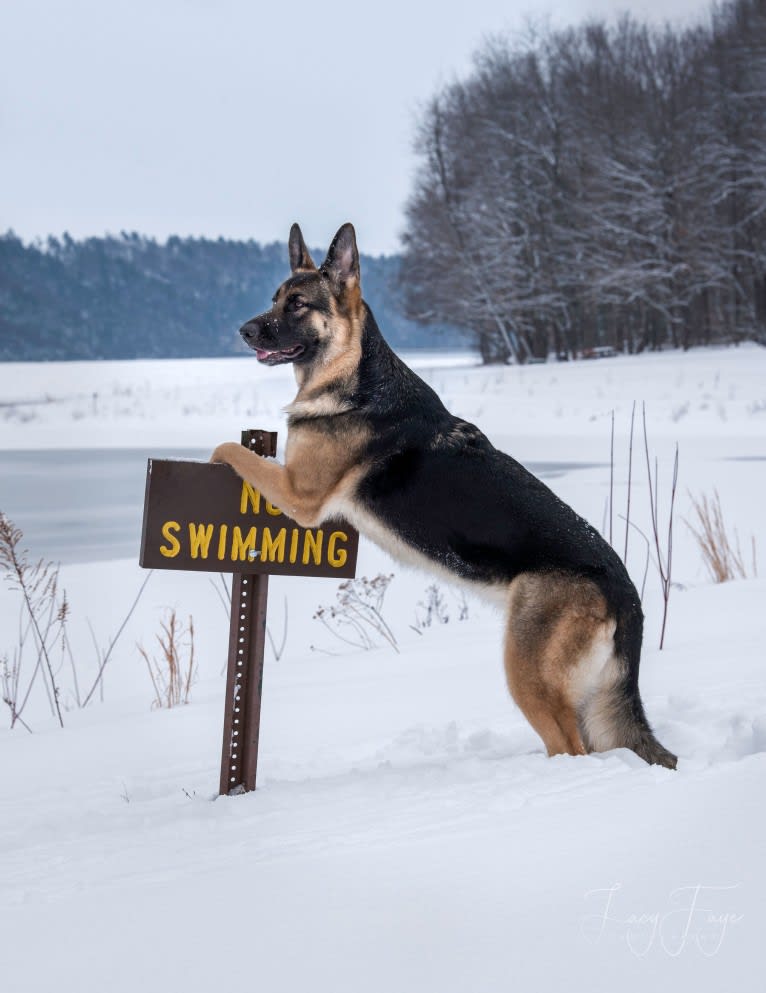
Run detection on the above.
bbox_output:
[0,232,465,362]
[403,0,766,362]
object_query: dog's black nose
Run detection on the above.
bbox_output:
[240,318,261,342]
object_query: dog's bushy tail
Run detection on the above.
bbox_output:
[582,597,677,770]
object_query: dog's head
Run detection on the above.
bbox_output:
[240,223,363,369]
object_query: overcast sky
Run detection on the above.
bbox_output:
[1,0,712,255]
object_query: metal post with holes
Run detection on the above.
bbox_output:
[219,429,278,795]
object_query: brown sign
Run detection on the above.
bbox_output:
[139,458,359,578]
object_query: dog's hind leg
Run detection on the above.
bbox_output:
[503,572,610,758]
[507,676,586,757]
[504,571,677,768]
[579,598,678,769]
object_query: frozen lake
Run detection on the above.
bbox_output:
[0,448,604,564]
[0,447,208,564]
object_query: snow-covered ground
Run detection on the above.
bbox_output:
[1,345,764,992]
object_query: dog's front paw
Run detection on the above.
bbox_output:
[210,442,241,465]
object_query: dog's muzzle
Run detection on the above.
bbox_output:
[239,315,305,365]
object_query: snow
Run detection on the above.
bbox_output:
[1,344,765,992]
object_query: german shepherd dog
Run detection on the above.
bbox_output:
[211,223,677,769]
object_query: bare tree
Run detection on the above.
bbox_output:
[402,1,766,362]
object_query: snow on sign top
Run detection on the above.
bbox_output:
[139,458,359,579]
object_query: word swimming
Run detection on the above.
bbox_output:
[141,461,358,577]
[158,520,351,569]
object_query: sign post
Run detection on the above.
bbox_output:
[139,428,359,795]
[220,429,275,795]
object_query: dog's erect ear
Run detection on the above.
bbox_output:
[288,223,316,272]
[321,223,360,289]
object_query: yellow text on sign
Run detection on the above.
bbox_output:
[158,521,349,568]
[240,481,283,517]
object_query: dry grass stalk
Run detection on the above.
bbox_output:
[606,407,678,650]
[312,574,398,654]
[0,512,66,728]
[266,595,289,661]
[686,490,757,583]
[1,513,153,729]
[80,571,153,708]
[642,406,679,651]
[138,609,196,709]
[411,583,451,633]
